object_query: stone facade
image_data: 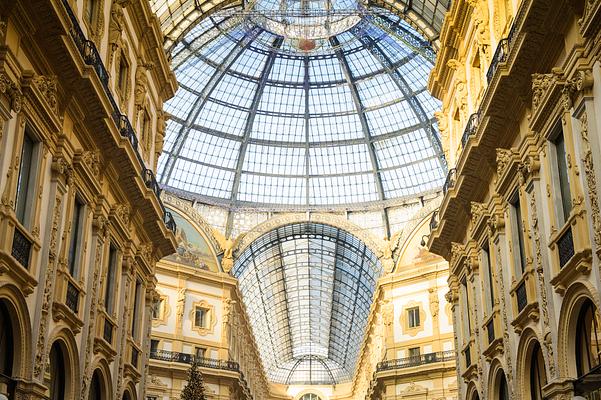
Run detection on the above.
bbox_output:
[0,0,176,398]
[429,0,601,399]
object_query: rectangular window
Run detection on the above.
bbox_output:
[131,279,142,338]
[104,245,117,313]
[141,111,151,151]
[15,131,37,226]
[68,198,85,278]
[194,307,208,328]
[118,56,128,96]
[553,128,572,225]
[407,307,420,328]
[150,339,159,354]
[408,347,420,359]
[482,243,495,311]
[195,347,206,359]
[510,193,527,276]
[461,277,471,336]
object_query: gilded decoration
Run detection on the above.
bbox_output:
[189,300,217,336]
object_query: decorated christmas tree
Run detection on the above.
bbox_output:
[181,361,208,400]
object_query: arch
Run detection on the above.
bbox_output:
[557,281,601,378]
[233,213,384,260]
[487,358,510,400]
[47,327,80,400]
[163,192,222,256]
[393,204,443,273]
[162,193,222,272]
[0,283,32,380]
[466,380,481,400]
[89,357,113,400]
[295,390,327,400]
[515,328,548,400]
[121,380,137,400]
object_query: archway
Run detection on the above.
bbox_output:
[48,341,67,400]
[575,298,601,377]
[528,341,547,400]
[488,361,509,400]
[0,300,14,395]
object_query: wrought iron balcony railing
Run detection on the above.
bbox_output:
[557,226,575,268]
[516,280,528,313]
[60,0,175,234]
[442,168,457,195]
[486,24,517,83]
[149,349,240,372]
[66,281,80,314]
[11,226,32,269]
[461,112,481,148]
[377,350,455,372]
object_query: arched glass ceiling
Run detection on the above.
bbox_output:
[232,222,383,385]
[157,7,447,209]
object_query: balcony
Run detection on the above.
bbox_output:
[557,225,575,269]
[149,349,240,372]
[461,112,481,148]
[59,0,175,235]
[377,350,455,372]
[442,168,457,195]
[11,225,32,269]
[515,280,528,313]
[574,364,601,400]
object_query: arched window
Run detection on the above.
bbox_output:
[49,342,66,400]
[0,301,14,377]
[89,370,103,400]
[498,370,509,400]
[530,343,547,400]
[576,299,601,377]
[300,394,322,400]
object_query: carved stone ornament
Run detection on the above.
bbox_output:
[51,155,73,181]
[134,60,154,108]
[0,71,22,112]
[470,201,487,227]
[33,75,58,112]
[496,148,515,177]
[531,72,556,110]
[113,203,131,225]
[79,150,101,177]
[450,241,465,266]
[578,111,601,260]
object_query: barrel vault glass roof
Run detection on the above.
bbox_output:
[157,6,447,209]
[232,222,383,385]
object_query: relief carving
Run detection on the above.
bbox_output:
[0,71,22,112]
[33,75,58,112]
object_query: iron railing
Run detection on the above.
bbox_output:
[486,319,495,345]
[574,364,601,400]
[516,280,528,313]
[429,210,439,231]
[486,24,516,83]
[149,349,240,371]
[60,0,175,234]
[557,226,575,268]
[11,226,32,269]
[443,168,457,195]
[66,281,80,314]
[103,317,114,345]
[377,350,455,371]
[461,112,481,148]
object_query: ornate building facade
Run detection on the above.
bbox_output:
[428,0,601,399]
[0,0,177,398]
[145,195,457,400]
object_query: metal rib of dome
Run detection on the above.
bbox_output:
[232,222,383,385]
[157,7,447,209]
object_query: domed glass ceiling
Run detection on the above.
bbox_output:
[157,4,447,208]
[233,222,383,385]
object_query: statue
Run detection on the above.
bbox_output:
[221,237,235,273]
[134,60,153,108]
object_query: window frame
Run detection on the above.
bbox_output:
[67,195,86,279]
[14,127,40,229]
[509,190,527,277]
[548,121,572,227]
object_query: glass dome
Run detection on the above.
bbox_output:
[157,6,447,209]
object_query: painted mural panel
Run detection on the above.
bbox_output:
[166,207,219,272]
